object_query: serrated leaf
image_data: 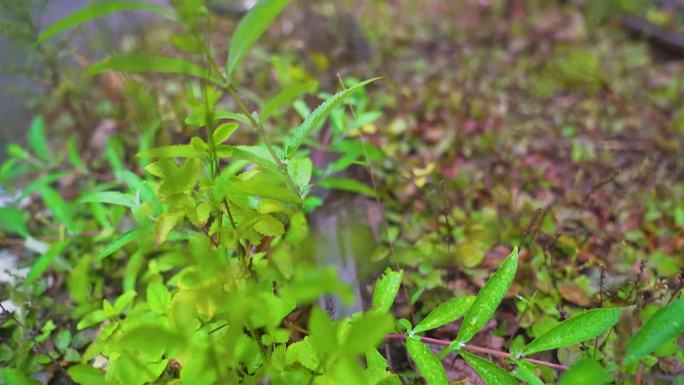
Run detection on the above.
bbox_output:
[413,296,475,334]
[26,240,69,283]
[371,268,403,313]
[80,191,136,207]
[406,338,448,385]
[28,116,51,161]
[212,122,239,144]
[453,247,518,347]
[154,212,184,245]
[226,0,291,80]
[318,177,377,197]
[0,207,29,237]
[67,364,105,385]
[136,144,204,158]
[253,214,285,236]
[285,336,319,371]
[460,351,519,385]
[147,281,171,314]
[98,227,143,260]
[558,357,612,385]
[520,307,621,356]
[36,1,174,44]
[86,54,220,84]
[232,145,280,172]
[260,80,318,123]
[285,78,380,156]
[287,156,312,189]
[624,300,684,364]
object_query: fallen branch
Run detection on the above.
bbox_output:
[386,333,569,371]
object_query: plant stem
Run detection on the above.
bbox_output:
[226,85,302,202]
[386,334,568,371]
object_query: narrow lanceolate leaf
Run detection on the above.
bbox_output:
[512,360,544,385]
[26,241,69,283]
[285,78,380,157]
[260,80,318,123]
[36,1,175,44]
[86,54,221,84]
[136,144,204,158]
[98,227,143,260]
[460,351,519,385]
[371,268,404,313]
[226,0,291,80]
[624,300,684,365]
[317,177,377,197]
[406,338,448,385]
[80,191,136,208]
[413,296,475,334]
[521,307,621,356]
[29,116,51,161]
[453,247,519,347]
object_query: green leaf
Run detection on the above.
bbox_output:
[77,309,108,330]
[80,191,136,207]
[624,300,684,364]
[460,351,519,385]
[285,336,319,371]
[154,212,184,245]
[0,368,41,385]
[260,80,318,123]
[287,156,312,189]
[406,338,448,385]
[28,116,51,161]
[344,312,394,354]
[97,227,143,260]
[113,290,137,313]
[40,187,77,232]
[453,247,518,347]
[0,207,29,237]
[86,54,220,84]
[67,364,105,385]
[26,240,69,283]
[318,177,376,197]
[212,122,239,144]
[371,268,404,313]
[520,307,621,356]
[226,0,291,80]
[137,144,204,158]
[253,214,285,236]
[413,296,476,334]
[558,357,613,385]
[36,1,174,44]
[232,145,280,172]
[512,360,544,385]
[147,281,171,314]
[285,78,380,156]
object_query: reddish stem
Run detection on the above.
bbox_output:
[386,334,569,371]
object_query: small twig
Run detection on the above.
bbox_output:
[386,334,568,371]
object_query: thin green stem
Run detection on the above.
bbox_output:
[226,85,302,202]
